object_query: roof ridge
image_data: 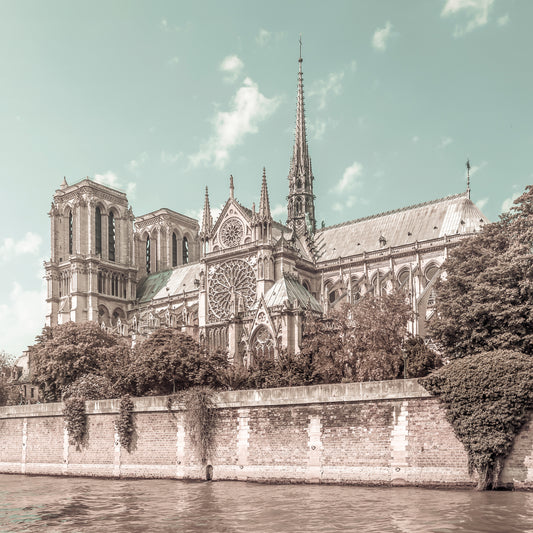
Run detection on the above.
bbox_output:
[318,191,468,232]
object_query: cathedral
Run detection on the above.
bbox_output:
[44,51,488,365]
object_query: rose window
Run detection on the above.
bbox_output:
[220,217,244,248]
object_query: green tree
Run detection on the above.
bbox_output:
[401,336,441,378]
[430,186,533,359]
[29,322,129,401]
[131,328,227,395]
[0,350,16,406]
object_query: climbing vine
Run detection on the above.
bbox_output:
[420,350,533,490]
[168,387,217,465]
[116,394,135,452]
[64,396,86,448]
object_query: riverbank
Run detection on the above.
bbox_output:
[0,379,531,489]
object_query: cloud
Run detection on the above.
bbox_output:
[168,56,179,65]
[271,204,287,220]
[372,21,393,51]
[438,136,453,149]
[412,135,420,143]
[334,161,363,194]
[501,192,519,213]
[441,0,494,36]
[127,152,148,173]
[219,55,244,82]
[160,19,169,31]
[308,70,345,110]
[0,280,47,356]
[309,119,327,140]
[256,29,271,47]
[0,232,42,261]
[161,150,182,164]
[94,171,137,200]
[476,197,488,210]
[189,78,280,169]
[497,14,509,26]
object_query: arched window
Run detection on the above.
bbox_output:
[251,326,275,361]
[425,264,439,282]
[146,236,151,274]
[68,211,73,255]
[398,270,409,292]
[182,236,189,264]
[172,232,178,267]
[108,211,116,262]
[95,207,102,255]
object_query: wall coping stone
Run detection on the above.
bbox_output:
[0,379,432,419]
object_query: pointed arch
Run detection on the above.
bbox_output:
[250,325,275,362]
[182,235,189,264]
[108,210,116,262]
[172,231,178,267]
[145,234,151,274]
[68,210,73,255]
[95,206,102,255]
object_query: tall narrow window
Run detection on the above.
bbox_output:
[95,207,102,255]
[182,236,189,264]
[108,211,116,262]
[68,211,73,255]
[146,236,151,274]
[172,232,178,267]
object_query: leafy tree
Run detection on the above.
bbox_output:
[0,350,16,406]
[131,328,227,395]
[430,185,533,359]
[63,373,118,400]
[401,336,441,378]
[421,350,533,490]
[29,322,129,401]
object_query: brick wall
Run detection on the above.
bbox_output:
[0,380,531,488]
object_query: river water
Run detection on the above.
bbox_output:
[0,474,532,532]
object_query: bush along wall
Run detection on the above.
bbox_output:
[421,350,533,490]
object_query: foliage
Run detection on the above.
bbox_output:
[169,387,217,465]
[430,185,533,359]
[116,394,135,452]
[29,322,129,401]
[64,396,87,447]
[0,350,16,406]
[63,373,118,400]
[420,350,533,490]
[401,336,442,378]
[301,291,411,383]
[131,329,228,396]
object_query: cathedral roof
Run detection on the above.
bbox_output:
[316,191,489,262]
[136,262,202,303]
[263,274,322,312]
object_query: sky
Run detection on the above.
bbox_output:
[0,0,531,356]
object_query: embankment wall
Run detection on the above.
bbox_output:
[0,379,532,488]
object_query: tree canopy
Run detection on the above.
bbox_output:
[430,186,533,359]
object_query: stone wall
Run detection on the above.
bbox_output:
[0,379,531,488]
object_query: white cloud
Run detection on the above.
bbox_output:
[219,55,244,82]
[256,29,271,47]
[95,171,137,200]
[309,119,327,140]
[308,70,345,110]
[160,19,169,31]
[441,0,494,36]
[0,232,42,261]
[168,56,179,65]
[334,161,363,194]
[501,192,519,213]
[412,135,420,143]
[439,136,453,149]
[189,77,280,169]
[372,21,393,51]
[0,280,47,356]
[497,14,509,26]
[127,152,148,173]
[476,197,488,210]
[271,204,286,220]
[161,150,182,165]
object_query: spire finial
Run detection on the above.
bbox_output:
[259,167,272,221]
[299,34,302,61]
[466,159,471,199]
[200,185,213,238]
[229,175,234,200]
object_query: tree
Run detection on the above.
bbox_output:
[0,350,16,406]
[430,185,533,359]
[29,322,129,401]
[131,328,227,396]
[401,336,441,378]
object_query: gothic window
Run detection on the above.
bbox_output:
[329,290,336,304]
[182,236,189,264]
[68,211,73,254]
[95,207,102,255]
[251,326,275,361]
[108,211,116,262]
[296,197,302,215]
[146,236,151,274]
[425,264,439,282]
[398,269,410,292]
[172,232,178,267]
[351,279,361,301]
[296,178,302,189]
[98,272,103,294]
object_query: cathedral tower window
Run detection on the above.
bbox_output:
[95,207,102,255]
[108,211,116,262]
[172,232,178,267]
[68,211,73,255]
[146,236,151,274]
[182,236,189,264]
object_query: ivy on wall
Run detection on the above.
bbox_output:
[116,394,135,452]
[63,396,86,448]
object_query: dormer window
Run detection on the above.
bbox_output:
[379,235,386,247]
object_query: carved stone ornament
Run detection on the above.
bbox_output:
[220,217,244,248]
[208,259,256,320]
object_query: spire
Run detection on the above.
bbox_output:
[259,167,272,220]
[229,175,234,200]
[60,176,68,189]
[200,186,213,238]
[466,159,471,199]
[287,36,316,237]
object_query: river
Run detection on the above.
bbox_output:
[0,474,532,532]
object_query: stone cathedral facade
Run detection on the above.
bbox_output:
[44,53,488,365]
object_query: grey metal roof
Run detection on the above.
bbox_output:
[315,192,489,262]
[263,274,322,312]
[137,262,203,303]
